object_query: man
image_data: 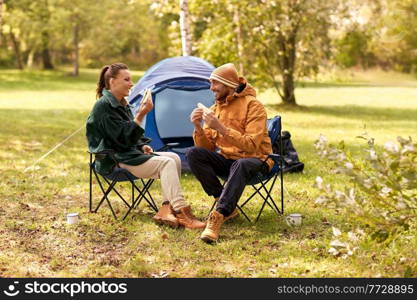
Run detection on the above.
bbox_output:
[187,63,273,243]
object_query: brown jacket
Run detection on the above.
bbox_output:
[193,80,273,170]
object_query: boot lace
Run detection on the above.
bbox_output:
[207,213,220,230]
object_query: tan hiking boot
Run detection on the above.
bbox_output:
[152,203,179,228]
[200,210,225,243]
[175,206,206,229]
[215,199,238,222]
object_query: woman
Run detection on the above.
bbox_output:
[86,63,205,229]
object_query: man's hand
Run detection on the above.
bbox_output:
[203,111,227,135]
[190,108,204,128]
[142,145,153,154]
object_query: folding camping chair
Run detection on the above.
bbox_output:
[88,149,158,220]
[210,115,284,222]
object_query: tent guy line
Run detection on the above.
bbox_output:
[23,125,84,173]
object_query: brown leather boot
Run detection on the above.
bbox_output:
[201,210,225,243]
[152,202,179,228]
[174,206,206,229]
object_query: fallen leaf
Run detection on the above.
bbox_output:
[330,239,346,248]
[151,271,169,278]
[328,247,339,256]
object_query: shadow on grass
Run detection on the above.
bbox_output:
[267,103,417,122]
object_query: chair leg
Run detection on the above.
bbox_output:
[122,178,156,220]
[95,179,118,219]
[280,170,284,214]
[237,173,284,223]
[260,174,281,214]
[92,171,118,219]
[89,154,93,213]
[132,183,134,206]
[254,176,281,221]
[134,179,157,211]
[236,205,252,222]
[140,179,157,211]
[101,176,132,209]
[208,199,216,215]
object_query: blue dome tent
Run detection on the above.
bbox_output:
[128,56,215,170]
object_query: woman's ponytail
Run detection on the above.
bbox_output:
[96,65,110,99]
[96,63,129,99]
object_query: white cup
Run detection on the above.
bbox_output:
[285,213,302,226]
[66,213,79,224]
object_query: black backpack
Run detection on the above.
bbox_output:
[272,131,304,173]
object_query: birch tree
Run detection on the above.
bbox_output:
[179,0,192,55]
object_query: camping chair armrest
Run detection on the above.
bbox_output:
[89,149,119,166]
[268,153,283,164]
[156,142,180,152]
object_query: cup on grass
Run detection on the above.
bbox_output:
[66,213,79,224]
[285,213,302,226]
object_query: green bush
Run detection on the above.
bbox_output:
[313,134,417,241]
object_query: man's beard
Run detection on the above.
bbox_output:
[214,91,227,102]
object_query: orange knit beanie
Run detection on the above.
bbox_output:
[209,63,239,88]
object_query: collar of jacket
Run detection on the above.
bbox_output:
[222,77,256,105]
[102,89,130,108]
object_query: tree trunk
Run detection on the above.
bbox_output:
[279,35,297,105]
[40,0,54,69]
[10,30,24,70]
[41,30,54,69]
[179,0,192,56]
[282,73,296,105]
[27,48,35,68]
[73,22,79,76]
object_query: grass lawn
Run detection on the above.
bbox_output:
[0,68,415,277]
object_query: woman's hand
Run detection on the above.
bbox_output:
[134,93,154,124]
[142,145,153,154]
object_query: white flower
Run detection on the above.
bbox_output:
[369,149,378,160]
[332,227,342,237]
[363,179,373,189]
[335,190,345,200]
[345,162,354,169]
[384,141,399,153]
[315,176,323,189]
[379,186,392,197]
[337,152,347,161]
[395,202,407,210]
[348,231,358,242]
[315,196,327,204]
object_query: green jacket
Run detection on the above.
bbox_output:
[86,89,154,175]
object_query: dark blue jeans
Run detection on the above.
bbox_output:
[186,147,265,217]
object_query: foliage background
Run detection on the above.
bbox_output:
[2,0,417,77]
[0,0,416,278]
